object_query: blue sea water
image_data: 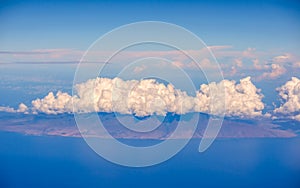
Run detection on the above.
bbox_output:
[0,132,299,188]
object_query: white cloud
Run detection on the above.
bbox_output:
[30,78,194,116]
[0,106,16,113]
[20,77,264,118]
[272,53,293,63]
[0,103,28,113]
[199,58,218,69]
[31,92,73,114]
[207,45,233,51]
[260,64,286,79]
[271,53,300,68]
[194,77,264,118]
[274,77,300,121]
[133,65,147,73]
[17,103,28,113]
[0,49,83,64]
[242,48,257,59]
[234,58,243,67]
[252,59,268,70]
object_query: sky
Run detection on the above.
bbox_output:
[0,0,299,121]
[0,0,300,52]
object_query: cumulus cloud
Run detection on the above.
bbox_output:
[18,103,29,113]
[274,77,300,120]
[14,77,264,118]
[260,64,286,79]
[0,103,28,113]
[194,77,264,118]
[31,78,195,116]
[31,92,73,114]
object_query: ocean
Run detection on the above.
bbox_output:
[0,132,299,188]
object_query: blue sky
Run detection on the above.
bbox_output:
[0,0,300,121]
[0,0,300,52]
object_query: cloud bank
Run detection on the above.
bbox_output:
[11,77,265,118]
[3,77,300,121]
[31,78,197,116]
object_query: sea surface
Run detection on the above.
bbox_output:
[0,131,299,188]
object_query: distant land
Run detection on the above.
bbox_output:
[0,112,298,139]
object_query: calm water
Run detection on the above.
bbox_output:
[0,132,299,188]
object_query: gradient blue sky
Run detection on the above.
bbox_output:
[0,0,300,118]
[0,0,300,52]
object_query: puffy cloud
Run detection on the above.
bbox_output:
[194,77,264,118]
[17,103,28,113]
[252,59,268,70]
[260,64,286,79]
[199,58,218,69]
[242,48,257,59]
[26,77,265,118]
[0,103,28,113]
[133,65,147,73]
[271,53,300,68]
[31,92,73,114]
[234,59,243,67]
[0,106,15,113]
[77,78,197,116]
[272,53,293,63]
[274,77,300,120]
[31,78,195,116]
[11,76,300,122]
